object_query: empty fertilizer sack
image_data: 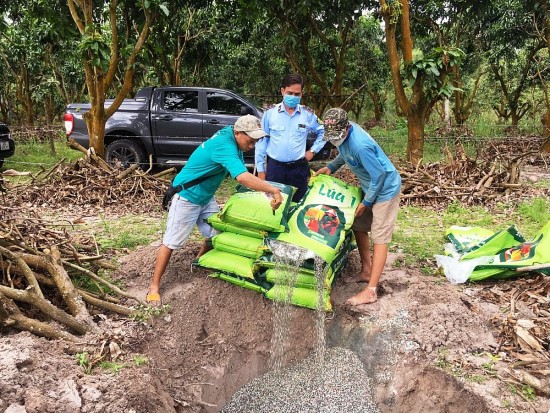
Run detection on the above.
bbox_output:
[195,176,360,311]
[436,220,550,284]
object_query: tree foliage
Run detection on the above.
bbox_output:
[0,0,549,158]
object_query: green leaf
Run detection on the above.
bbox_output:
[430,66,440,76]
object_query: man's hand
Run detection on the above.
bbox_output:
[313,166,331,176]
[257,172,266,180]
[355,203,370,217]
[270,190,283,211]
[305,150,315,162]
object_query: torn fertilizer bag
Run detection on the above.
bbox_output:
[436,220,550,284]
[269,174,361,264]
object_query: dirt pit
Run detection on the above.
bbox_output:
[1,242,549,413]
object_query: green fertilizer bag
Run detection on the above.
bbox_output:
[436,222,550,283]
[209,272,266,293]
[461,225,525,260]
[212,232,269,259]
[469,220,550,280]
[218,181,294,232]
[445,226,495,254]
[263,268,320,289]
[195,250,257,279]
[255,253,315,274]
[271,174,360,263]
[265,285,332,311]
[207,214,267,239]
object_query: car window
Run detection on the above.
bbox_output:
[163,91,199,112]
[207,92,243,115]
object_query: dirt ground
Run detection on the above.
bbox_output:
[1,237,549,413]
[1,154,549,413]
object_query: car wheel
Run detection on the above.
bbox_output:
[105,139,147,169]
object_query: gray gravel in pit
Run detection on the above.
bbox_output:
[221,346,380,413]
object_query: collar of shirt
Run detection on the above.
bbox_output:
[277,102,302,114]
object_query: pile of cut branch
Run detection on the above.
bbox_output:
[3,139,173,215]
[480,275,550,398]
[0,206,144,342]
[335,143,549,209]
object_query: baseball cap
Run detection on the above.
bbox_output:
[322,107,349,147]
[234,115,267,140]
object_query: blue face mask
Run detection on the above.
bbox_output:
[283,94,301,108]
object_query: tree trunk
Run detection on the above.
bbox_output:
[542,110,550,153]
[510,109,520,129]
[86,106,107,158]
[372,92,382,122]
[407,112,425,164]
[444,98,451,131]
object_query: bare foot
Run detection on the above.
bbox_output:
[343,270,371,284]
[346,286,377,306]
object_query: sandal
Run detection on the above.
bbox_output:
[346,286,377,306]
[146,292,162,307]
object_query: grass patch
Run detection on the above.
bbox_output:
[133,355,148,367]
[131,303,171,322]
[98,361,127,374]
[4,139,83,175]
[70,270,124,296]
[95,215,163,252]
[517,198,550,228]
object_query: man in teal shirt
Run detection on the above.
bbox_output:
[315,108,401,306]
[147,115,284,305]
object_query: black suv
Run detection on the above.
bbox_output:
[0,123,15,169]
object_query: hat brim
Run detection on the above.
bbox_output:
[245,129,267,140]
[323,129,346,141]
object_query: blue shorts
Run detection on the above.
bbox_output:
[162,195,220,250]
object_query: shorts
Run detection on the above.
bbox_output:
[352,193,400,244]
[162,195,220,250]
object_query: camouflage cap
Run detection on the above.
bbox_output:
[322,107,349,146]
[323,107,348,130]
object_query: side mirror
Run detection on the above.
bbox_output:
[240,105,255,116]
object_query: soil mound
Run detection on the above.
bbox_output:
[1,242,548,413]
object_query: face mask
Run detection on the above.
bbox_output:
[283,94,301,108]
[324,127,348,147]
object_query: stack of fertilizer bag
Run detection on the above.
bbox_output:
[435,220,550,284]
[194,174,361,311]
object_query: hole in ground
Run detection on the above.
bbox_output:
[188,312,490,413]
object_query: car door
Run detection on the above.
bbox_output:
[151,89,203,159]
[204,90,259,163]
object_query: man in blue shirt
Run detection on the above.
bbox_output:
[146,115,284,305]
[255,74,326,201]
[315,108,401,306]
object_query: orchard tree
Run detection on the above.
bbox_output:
[241,0,377,113]
[67,0,167,158]
[476,0,545,130]
[379,0,464,163]
[537,0,550,152]
[144,4,212,86]
[347,14,390,122]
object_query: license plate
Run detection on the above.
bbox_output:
[0,141,9,150]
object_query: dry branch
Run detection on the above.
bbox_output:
[0,291,78,341]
